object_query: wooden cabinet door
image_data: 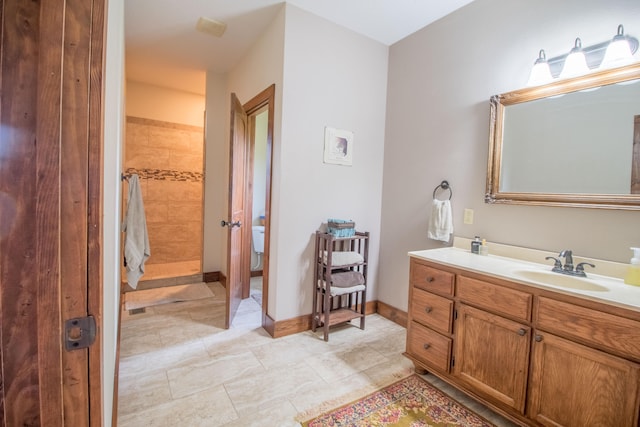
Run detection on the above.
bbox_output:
[528,332,640,427]
[453,304,530,413]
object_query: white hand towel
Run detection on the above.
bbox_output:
[428,199,453,243]
[122,174,150,289]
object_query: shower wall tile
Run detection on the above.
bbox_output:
[171,132,203,157]
[170,152,203,172]
[150,223,198,239]
[145,180,202,203]
[125,122,149,147]
[163,241,202,262]
[167,202,202,223]
[189,131,204,150]
[149,127,186,150]
[125,144,171,170]
[147,223,202,263]
[144,204,169,224]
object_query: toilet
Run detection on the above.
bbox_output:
[252,225,265,254]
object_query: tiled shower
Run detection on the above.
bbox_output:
[124,116,204,282]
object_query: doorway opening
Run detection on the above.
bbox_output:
[121,84,206,291]
[248,106,269,308]
[243,85,275,330]
[225,85,275,330]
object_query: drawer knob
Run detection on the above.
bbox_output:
[425,276,435,283]
[424,307,433,314]
[535,335,543,342]
[423,343,431,350]
[517,328,527,336]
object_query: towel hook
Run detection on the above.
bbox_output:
[433,180,452,200]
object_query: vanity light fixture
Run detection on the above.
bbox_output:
[526,24,639,86]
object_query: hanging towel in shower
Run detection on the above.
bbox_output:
[123,174,150,289]
[428,199,453,243]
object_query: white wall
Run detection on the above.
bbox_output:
[126,80,205,126]
[220,4,388,320]
[203,73,229,274]
[205,5,286,281]
[379,0,640,311]
[271,5,389,320]
[102,0,125,424]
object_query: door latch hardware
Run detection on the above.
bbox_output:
[220,220,241,228]
[64,316,96,351]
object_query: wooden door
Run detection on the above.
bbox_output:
[0,0,104,425]
[225,93,248,328]
[528,331,640,427]
[453,304,530,413]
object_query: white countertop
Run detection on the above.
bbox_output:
[409,246,640,313]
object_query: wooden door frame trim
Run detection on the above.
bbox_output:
[242,84,275,333]
[88,0,106,424]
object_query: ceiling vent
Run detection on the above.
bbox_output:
[196,17,227,38]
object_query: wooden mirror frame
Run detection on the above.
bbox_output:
[486,62,640,210]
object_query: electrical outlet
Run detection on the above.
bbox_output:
[463,209,474,225]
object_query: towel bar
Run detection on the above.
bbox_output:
[433,180,452,200]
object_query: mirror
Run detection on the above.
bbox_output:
[486,62,640,210]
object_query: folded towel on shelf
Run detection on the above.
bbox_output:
[123,174,151,289]
[322,251,364,267]
[427,199,453,243]
[330,271,365,288]
[317,270,366,296]
[319,282,366,297]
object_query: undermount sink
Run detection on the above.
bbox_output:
[513,270,609,292]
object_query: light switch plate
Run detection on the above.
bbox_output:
[463,209,474,225]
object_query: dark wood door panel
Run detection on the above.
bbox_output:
[0,0,105,425]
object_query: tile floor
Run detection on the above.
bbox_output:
[117,281,517,426]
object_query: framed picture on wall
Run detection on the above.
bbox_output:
[323,127,353,166]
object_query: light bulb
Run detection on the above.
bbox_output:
[559,38,589,79]
[527,49,553,86]
[600,25,634,69]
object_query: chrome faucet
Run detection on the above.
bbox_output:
[546,249,595,277]
[559,249,574,272]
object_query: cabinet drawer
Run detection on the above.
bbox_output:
[411,288,453,333]
[536,297,640,361]
[408,321,452,372]
[410,260,454,296]
[457,275,532,322]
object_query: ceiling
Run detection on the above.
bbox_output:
[125,0,475,95]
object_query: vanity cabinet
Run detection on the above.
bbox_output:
[405,256,640,427]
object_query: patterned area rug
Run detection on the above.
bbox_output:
[301,375,495,427]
